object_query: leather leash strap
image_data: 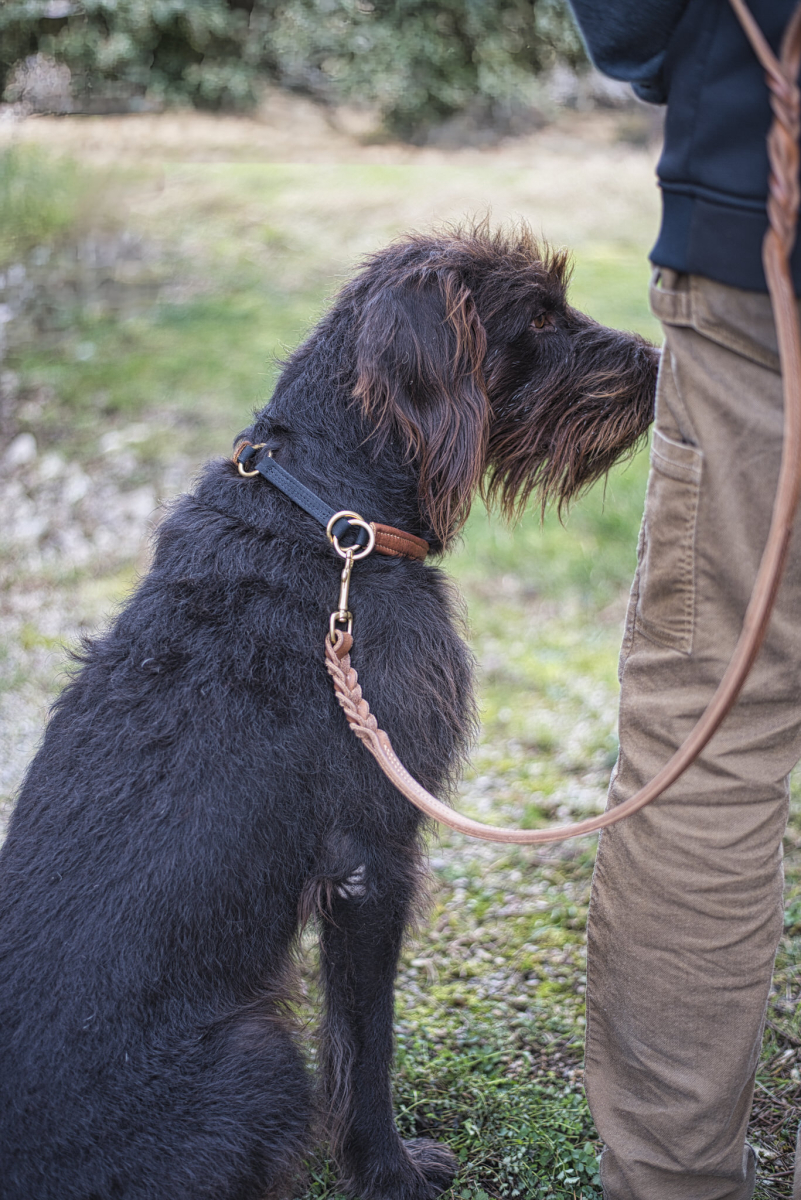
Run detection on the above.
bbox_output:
[327,0,801,845]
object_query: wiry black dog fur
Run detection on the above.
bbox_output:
[0,225,656,1200]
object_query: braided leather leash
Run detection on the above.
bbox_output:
[326,0,801,845]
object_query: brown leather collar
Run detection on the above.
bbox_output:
[233,442,429,562]
[371,524,429,561]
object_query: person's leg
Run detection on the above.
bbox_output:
[584,272,801,1200]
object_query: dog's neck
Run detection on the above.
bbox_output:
[240,321,448,553]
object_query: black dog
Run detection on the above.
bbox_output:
[0,225,656,1200]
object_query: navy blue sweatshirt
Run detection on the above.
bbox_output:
[568,0,800,293]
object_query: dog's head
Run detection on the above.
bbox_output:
[348,223,657,546]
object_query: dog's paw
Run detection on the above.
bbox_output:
[344,1137,458,1200]
[404,1138,459,1195]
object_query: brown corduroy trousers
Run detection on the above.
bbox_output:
[584,271,801,1200]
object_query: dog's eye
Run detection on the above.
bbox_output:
[532,313,552,330]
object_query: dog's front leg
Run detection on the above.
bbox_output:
[319,869,457,1200]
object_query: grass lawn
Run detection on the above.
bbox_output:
[1,123,799,1198]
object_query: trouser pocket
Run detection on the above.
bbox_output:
[634,427,703,655]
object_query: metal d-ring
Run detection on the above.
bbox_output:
[326,511,376,560]
[235,443,267,477]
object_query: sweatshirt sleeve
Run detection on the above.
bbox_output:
[566,0,691,104]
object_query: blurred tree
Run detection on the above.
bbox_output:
[0,0,586,137]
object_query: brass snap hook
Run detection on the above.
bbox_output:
[330,545,356,643]
[327,514,375,644]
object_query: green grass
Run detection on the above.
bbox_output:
[0,146,89,268]
[12,291,318,455]
[454,451,648,610]
[569,244,658,337]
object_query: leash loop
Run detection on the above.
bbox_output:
[330,606,354,643]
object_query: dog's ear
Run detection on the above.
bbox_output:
[353,269,489,544]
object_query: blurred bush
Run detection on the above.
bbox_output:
[266,0,587,140]
[0,0,586,136]
[0,1,260,112]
